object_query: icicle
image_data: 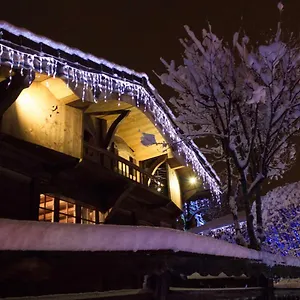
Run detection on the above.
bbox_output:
[20,53,25,76]
[28,54,35,84]
[92,74,97,103]
[109,78,113,94]
[74,69,78,89]
[53,59,57,78]
[117,83,121,106]
[81,71,87,101]
[16,51,21,68]
[65,64,70,87]
[82,83,86,101]
[39,57,43,73]
[7,49,14,87]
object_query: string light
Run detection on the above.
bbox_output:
[0,37,221,198]
[7,49,13,87]
[205,204,300,258]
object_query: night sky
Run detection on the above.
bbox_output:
[1,0,300,96]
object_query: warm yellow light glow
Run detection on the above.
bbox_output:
[16,88,43,120]
[157,187,162,192]
[189,176,197,185]
[16,90,32,107]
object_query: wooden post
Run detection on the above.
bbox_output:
[265,278,275,300]
[103,110,130,149]
[259,274,275,300]
[145,272,170,300]
[75,204,82,224]
[94,118,107,147]
[29,177,40,221]
[53,197,60,223]
[95,210,100,224]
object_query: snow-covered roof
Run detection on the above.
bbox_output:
[0,219,299,268]
[0,21,221,197]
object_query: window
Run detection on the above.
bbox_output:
[39,194,54,222]
[59,200,76,224]
[39,194,102,225]
[81,207,96,224]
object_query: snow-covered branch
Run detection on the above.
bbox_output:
[158,8,300,249]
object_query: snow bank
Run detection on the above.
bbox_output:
[0,219,299,268]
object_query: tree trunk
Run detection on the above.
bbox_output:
[232,211,246,246]
[229,193,246,246]
[255,185,265,243]
[241,177,260,250]
[225,159,247,246]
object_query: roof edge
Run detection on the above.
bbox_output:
[0,21,153,84]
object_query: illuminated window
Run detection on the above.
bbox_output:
[81,207,96,224]
[39,194,55,222]
[39,194,101,225]
[59,200,76,224]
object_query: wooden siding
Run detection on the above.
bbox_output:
[1,79,82,158]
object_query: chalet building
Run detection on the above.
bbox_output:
[0,22,220,228]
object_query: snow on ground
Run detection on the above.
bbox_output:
[275,278,300,288]
[0,219,299,268]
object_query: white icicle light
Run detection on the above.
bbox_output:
[0,24,221,198]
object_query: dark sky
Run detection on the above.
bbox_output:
[1,0,300,95]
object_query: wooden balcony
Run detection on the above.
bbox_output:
[83,143,162,192]
[0,134,180,225]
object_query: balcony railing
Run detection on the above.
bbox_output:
[83,143,162,190]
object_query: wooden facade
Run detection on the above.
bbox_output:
[0,22,220,228]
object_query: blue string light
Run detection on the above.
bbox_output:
[201,203,299,257]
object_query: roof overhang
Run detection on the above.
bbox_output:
[0,21,221,197]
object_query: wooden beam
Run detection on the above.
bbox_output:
[105,184,135,221]
[166,157,184,170]
[147,155,167,186]
[58,93,79,105]
[148,155,167,176]
[83,114,96,140]
[85,109,128,116]
[0,70,34,116]
[66,99,90,109]
[104,110,130,149]
[83,114,108,147]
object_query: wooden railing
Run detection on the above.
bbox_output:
[83,143,162,190]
